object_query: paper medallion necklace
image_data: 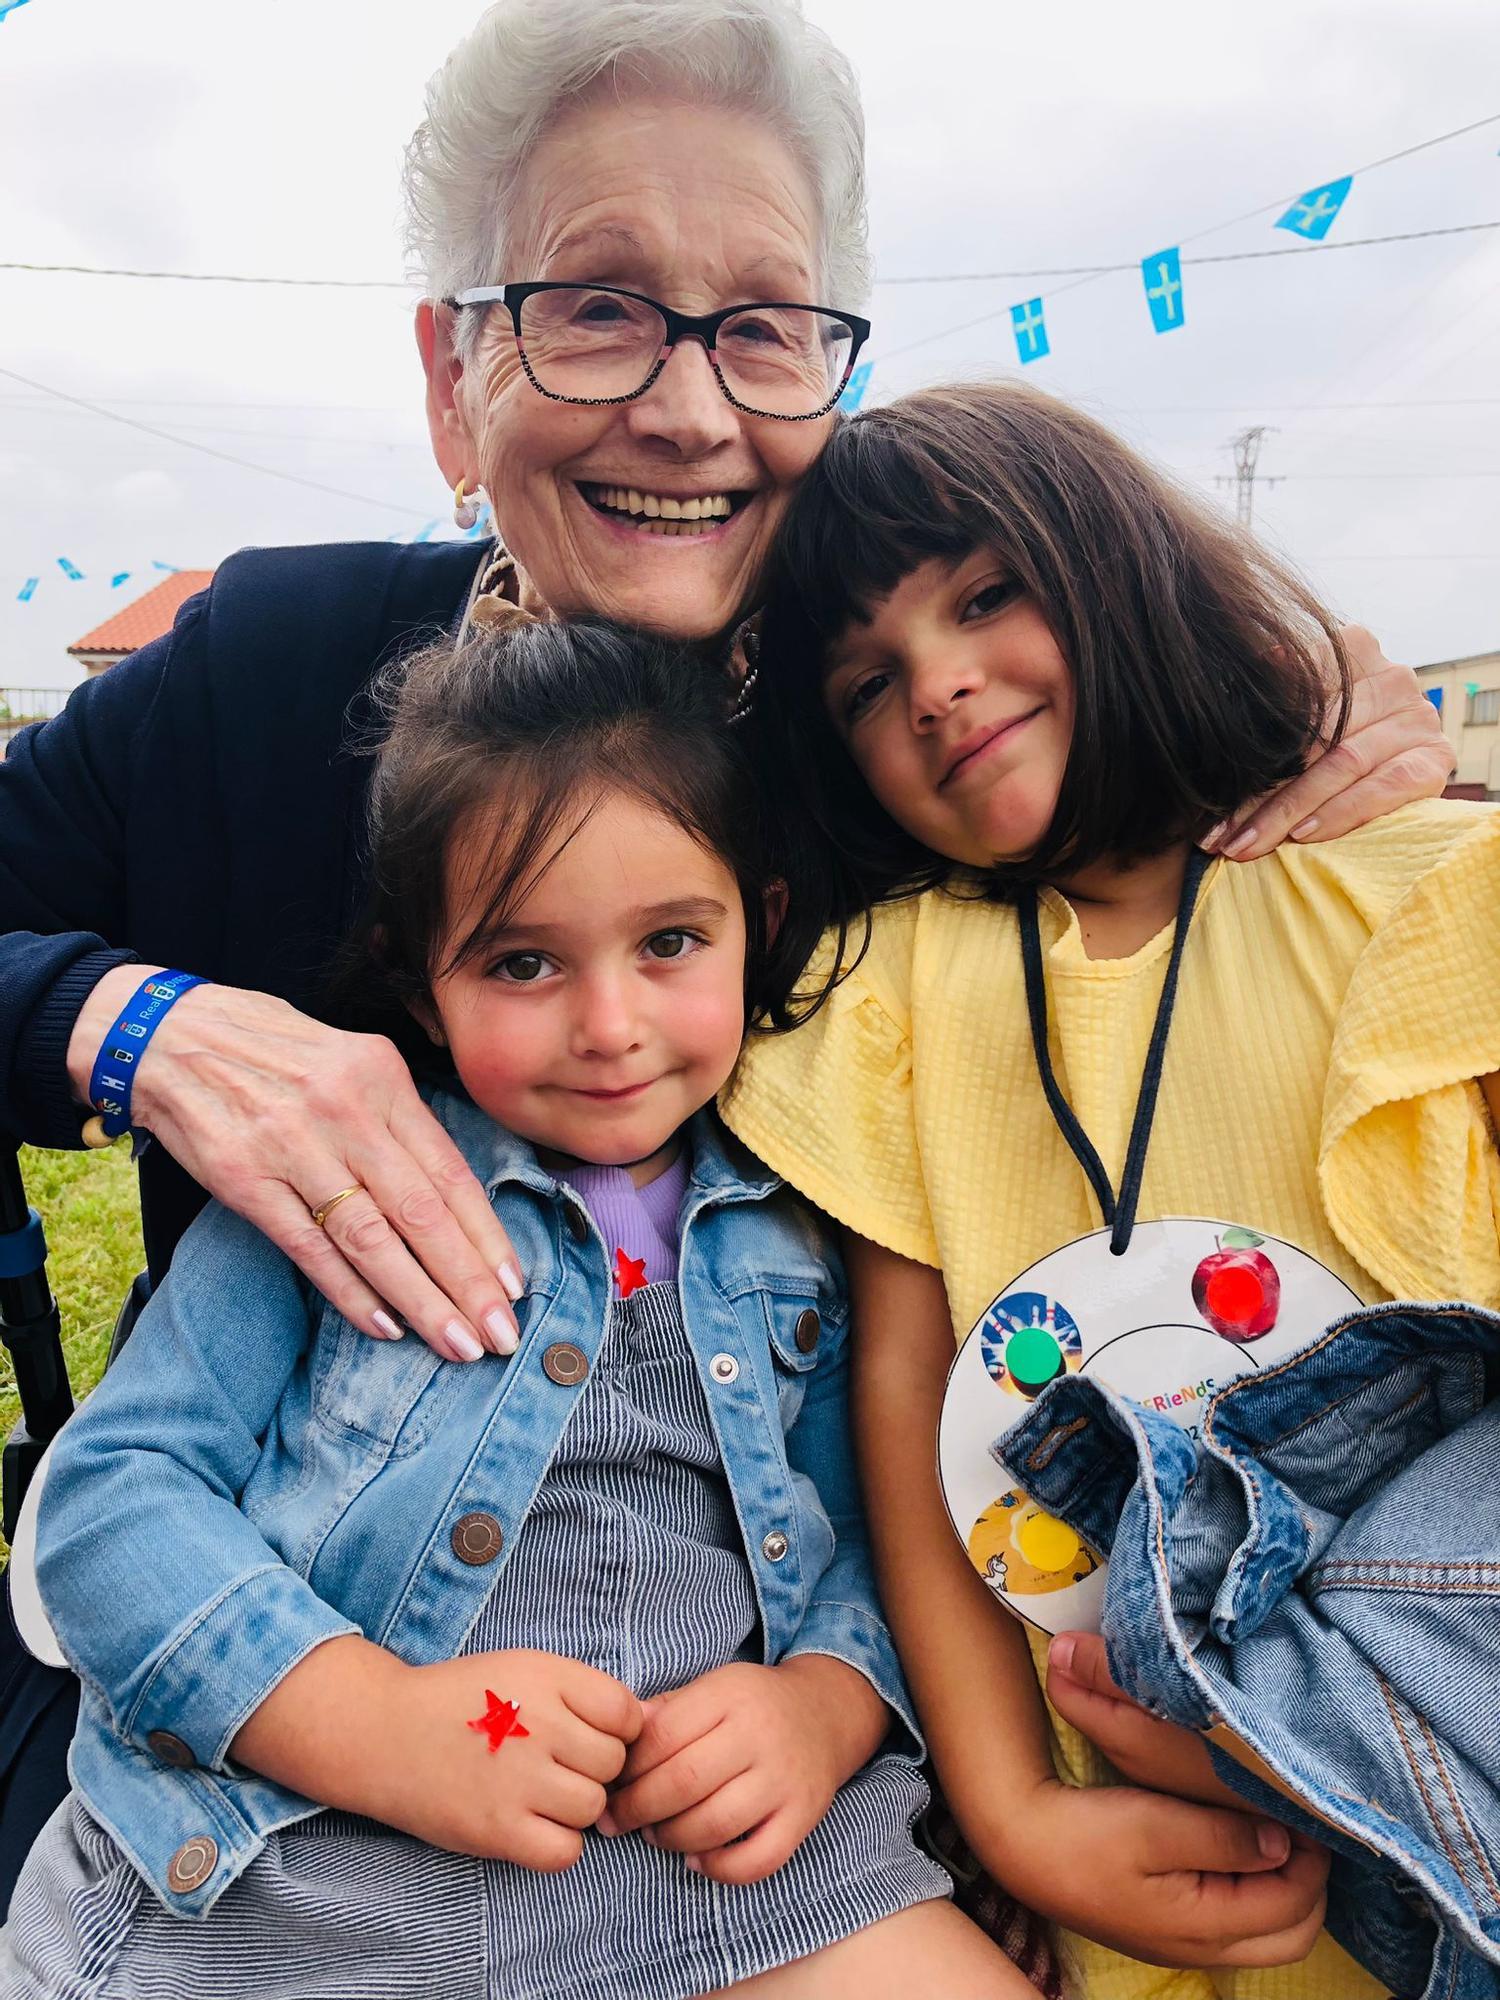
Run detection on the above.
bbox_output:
[937,848,1361,1636]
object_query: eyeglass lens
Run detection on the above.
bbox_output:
[517,288,855,416]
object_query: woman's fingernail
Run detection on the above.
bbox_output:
[1048,1634,1077,1677]
[484,1308,519,1356]
[641,1826,660,1849]
[685,1855,703,1875]
[1201,821,1228,852]
[596,1807,619,1837]
[1257,1822,1291,1863]
[372,1310,405,1341]
[497,1261,524,1303]
[445,1321,485,1362]
[1220,824,1259,859]
[1290,816,1318,841]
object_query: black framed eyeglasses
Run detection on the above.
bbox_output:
[447,281,871,422]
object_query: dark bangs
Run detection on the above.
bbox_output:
[328,617,799,1050]
[753,383,1351,1015]
[764,410,988,648]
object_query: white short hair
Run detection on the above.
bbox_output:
[403,0,870,341]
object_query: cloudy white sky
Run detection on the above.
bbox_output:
[2,0,1497,689]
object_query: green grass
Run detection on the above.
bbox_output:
[2,1143,144,1451]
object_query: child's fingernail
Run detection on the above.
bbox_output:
[498,1261,524,1303]
[596,1807,619,1837]
[1256,1822,1290,1863]
[685,1855,703,1874]
[484,1308,519,1355]
[1220,824,1259,859]
[641,1827,660,1849]
[1201,821,1228,852]
[1048,1634,1077,1677]
[445,1321,485,1362]
[372,1310,405,1341]
[1290,816,1318,841]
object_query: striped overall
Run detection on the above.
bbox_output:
[4,1281,946,1999]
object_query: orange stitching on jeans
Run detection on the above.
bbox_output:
[1379,1676,1472,1896]
[1024,1417,1089,1474]
[1418,1710,1500,1905]
[1313,1561,1500,1573]
[1309,1576,1500,1598]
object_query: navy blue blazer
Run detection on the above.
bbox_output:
[0,539,486,1279]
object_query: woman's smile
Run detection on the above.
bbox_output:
[572,479,759,545]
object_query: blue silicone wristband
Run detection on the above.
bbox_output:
[88,971,206,1139]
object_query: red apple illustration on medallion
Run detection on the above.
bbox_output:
[1191,1227,1280,1343]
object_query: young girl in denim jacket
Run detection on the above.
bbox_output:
[723,383,1500,2000]
[2,621,1038,2000]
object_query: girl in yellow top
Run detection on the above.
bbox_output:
[722,382,1500,2000]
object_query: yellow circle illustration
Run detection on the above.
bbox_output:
[967,1488,1099,1597]
[1015,1511,1081,1572]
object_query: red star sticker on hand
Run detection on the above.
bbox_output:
[467,1690,531,1753]
[613,1247,648,1299]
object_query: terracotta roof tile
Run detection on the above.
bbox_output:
[67,570,216,658]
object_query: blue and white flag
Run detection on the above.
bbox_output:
[1142,249,1185,334]
[151,559,181,573]
[838,361,874,411]
[1276,176,1352,241]
[111,571,132,589]
[16,576,38,603]
[412,519,441,544]
[56,556,84,581]
[1009,298,1049,365]
[0,0,35,23]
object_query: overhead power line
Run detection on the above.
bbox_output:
[4,220,1497,294]
[0,361,429,518]
[876,220,1500,285]
[0,261,410,288]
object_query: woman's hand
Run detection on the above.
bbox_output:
[68,967,522,1360]
[233,1638,642,1871]
[601,1655,887,1884]
[1046,1631,1249,1812]
[996,1774,1329,1970]
[1206,625,1455,860]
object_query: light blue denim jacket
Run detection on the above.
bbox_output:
[36,1092,919,1916]
[995,1299,1500,2000]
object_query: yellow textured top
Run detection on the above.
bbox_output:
[723,800,1500,2000]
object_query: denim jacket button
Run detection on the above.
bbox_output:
[794,1309,821,1354]
[542,1342,589,1386]
[146,1731,196,1770]
[451,1511,505,1564]
[761,1530,789,1563]
[564,1206,590,1245]
[167,1836,218,1893]
[710,1353,739,1384]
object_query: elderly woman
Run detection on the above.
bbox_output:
[0,0,1450,1984]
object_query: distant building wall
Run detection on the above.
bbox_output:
[1414,648,1500,799]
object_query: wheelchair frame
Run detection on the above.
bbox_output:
[0,1144,71,1547]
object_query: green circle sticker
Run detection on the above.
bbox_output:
[1006,1324,1064,1394]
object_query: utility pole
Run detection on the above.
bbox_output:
[1221,425,1279,528]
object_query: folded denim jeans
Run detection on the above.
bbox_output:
[994,1300,1500,2000]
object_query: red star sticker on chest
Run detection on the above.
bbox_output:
[613,1247,648,1299]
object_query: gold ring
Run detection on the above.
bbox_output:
[310,1186,364,1229]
